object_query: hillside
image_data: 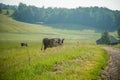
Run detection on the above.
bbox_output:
[0,14,53,33]
[0,13,100,43]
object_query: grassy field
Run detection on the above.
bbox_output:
[0,13,100,43]
[0,12,110,80]
[0,42,109,80]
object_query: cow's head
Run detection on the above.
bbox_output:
[59,38,64,45]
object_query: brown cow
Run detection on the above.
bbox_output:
[41,38,64,50]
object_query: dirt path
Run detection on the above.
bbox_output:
[101,47,120,80]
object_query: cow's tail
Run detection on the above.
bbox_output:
[41,42,43,51]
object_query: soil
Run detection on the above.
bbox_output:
[101,47,120,80]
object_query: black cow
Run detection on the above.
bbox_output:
[21,42,28,47]
[41,38,64,50]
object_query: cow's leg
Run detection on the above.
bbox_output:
[44,46,47,50]
[21,43,23,47]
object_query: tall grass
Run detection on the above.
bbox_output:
[0,42,109,80]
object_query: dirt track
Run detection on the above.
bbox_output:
[101,47,120,80]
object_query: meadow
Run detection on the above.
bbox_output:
[0,42,109,80]
[0,12,110,80]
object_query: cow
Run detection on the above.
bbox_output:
[21,42,28,47]
[41,38,64,50]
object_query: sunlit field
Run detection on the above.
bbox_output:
[0,13,110,80]
[0,42,109,80]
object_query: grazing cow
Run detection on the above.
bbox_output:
[41,38,64,50]
[21,42,28,47]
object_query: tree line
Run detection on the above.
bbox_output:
[0,3,17,10]
[1,3,120,31]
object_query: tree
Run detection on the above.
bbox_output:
[18,3,26,11]
[12,3,27,21]
[0,7,2,13]
[12,3,120,31]
[6,10,9,15]
[101,31,110,44]
[117,26,120,38]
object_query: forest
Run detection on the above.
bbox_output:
[1,3,120,31]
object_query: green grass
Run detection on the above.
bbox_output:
[45,23,96,30]
[0,13,110,80]
[0,42,109,80]
[0,13,53,33]
[112,44,120,48]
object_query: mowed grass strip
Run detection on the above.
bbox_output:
[0,42,109,80]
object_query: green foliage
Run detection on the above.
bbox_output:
[101,31,110,44]
[113,44,120,48]
[6,10,9,15]
[117,26,120,37]
[13,3,43,23]
[12,3,120,31]
[0,7,2,13]
[0,3,17,10]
